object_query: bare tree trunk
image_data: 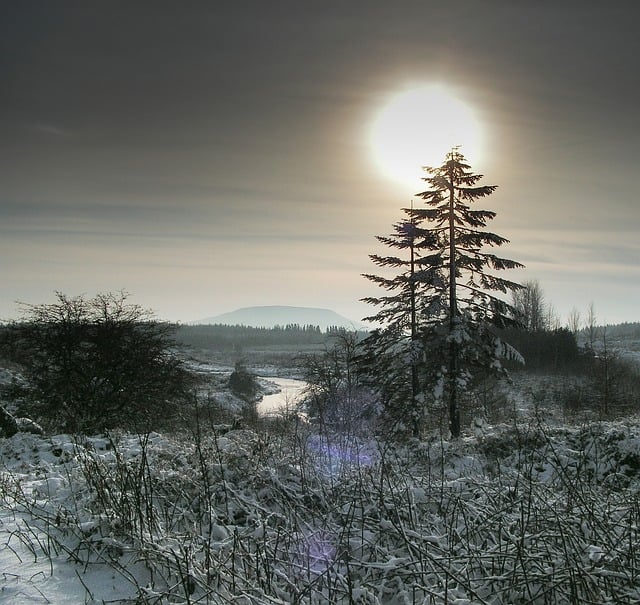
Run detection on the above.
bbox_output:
[409,218,420,436]
[601,327,610,417]
[587,302,598,351]
[447,161,460,438]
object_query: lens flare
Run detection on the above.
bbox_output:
[307,434,375,477]
[290,529,336,577]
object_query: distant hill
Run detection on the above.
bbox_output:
[195,306,366,331]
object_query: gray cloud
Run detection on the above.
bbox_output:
[1,1,639,322]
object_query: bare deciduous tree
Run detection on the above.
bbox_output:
[567,307,581,336]
[586,301,599,350]
[512,279,547,332]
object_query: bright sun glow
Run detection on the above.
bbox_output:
[369,84,484,189]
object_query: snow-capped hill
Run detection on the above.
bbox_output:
[195,305,365,330]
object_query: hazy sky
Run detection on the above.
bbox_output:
[2,1,639,325]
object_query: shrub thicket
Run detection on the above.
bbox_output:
[0,292,193,433]
[228,361,259,401]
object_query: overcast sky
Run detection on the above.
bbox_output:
[2,1,639,325]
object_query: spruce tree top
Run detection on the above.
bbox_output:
[410,148,524,329]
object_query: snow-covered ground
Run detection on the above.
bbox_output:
[0,433,154,603]
[3,419,640,603]
[0,508,145,604]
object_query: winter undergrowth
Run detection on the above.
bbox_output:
[2,416,640,603]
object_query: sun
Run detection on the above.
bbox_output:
[369,84,484,189]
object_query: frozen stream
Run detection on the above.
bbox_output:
[257,376,307,416]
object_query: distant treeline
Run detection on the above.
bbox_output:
[174,323,367,351]
[499,323,640,372]
[590,322,640,340]
[176,323,596,372]
[498,327,581,371]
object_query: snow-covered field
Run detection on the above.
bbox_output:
[0,433,169,603]
[3,417,640,604]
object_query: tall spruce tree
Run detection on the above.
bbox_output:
[362,149,523,437]
[360,213,441,434]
